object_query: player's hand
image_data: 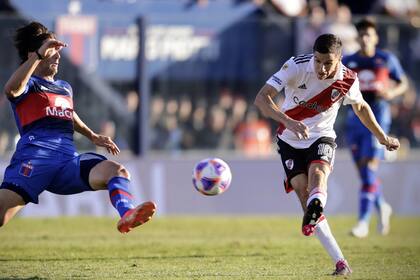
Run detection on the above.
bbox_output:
[91,134,121,155]
[36,38,67,59]
[379,135,400,151]
[284,118,309,140]
[373,82,394,101]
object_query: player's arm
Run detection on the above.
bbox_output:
[3,39,66,99]
[378,53,409,100]
[351,100,399,151]
[378,75,408,100]
[254,84,309,139]
[73,112,120,155]
[254,58,309,139]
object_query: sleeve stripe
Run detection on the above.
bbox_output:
[271,76,282,85]
[293,54,313,63]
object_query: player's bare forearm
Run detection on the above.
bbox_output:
[380,75,409,100]
[3,53,41,99]
[4,39,67,99]
[73,112,120,155]
[254,84,309,139]
[351,101,400,151]
[73,112,96,141]
[390,75,409,99]
[352,101,386,141]
[254,84,288,123]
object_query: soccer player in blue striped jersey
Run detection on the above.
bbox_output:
[342,18,408,238]
[0,22,156,233]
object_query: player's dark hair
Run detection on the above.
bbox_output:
[355,18,377,33]
[14,21,54,63]
[313,34,342,55]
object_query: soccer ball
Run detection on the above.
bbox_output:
[192,158,232,196]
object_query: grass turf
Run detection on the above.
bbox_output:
[0,216,419,279]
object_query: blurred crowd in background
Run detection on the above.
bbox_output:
[0,0,419,158]
[146,82,420,157]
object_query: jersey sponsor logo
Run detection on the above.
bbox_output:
[46,107,73,119]
[16,92,74,127]
[285,159,294,170]
[298,83,307,89]
[271,76,282,85]
[357,68,389,92]
[277,68,356,135]
[45,96,73,119]
[293,96,328,113]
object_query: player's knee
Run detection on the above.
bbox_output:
[312,168,324,181]
[106,161,131,181]
[116,164,130,180]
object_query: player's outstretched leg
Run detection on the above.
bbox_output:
[315,218,352,276]
[90,160,157,233]
[117,201,157,233]
[108,177,156,233]
[302,198,324,236]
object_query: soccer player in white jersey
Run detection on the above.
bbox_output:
[254,34,400,276]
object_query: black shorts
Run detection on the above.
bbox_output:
[277,137,336,193]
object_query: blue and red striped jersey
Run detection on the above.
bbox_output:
[9,76,77,156]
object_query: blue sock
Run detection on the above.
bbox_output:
[108,177,135,217]
[358,165,377,222]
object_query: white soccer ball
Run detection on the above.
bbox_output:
[192,158,232,196]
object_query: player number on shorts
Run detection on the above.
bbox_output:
[317,144,333,158]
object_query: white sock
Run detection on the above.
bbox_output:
[307,187,327,207]
[315,218,345,263]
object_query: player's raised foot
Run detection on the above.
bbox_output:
[350,221,369,238]
[117,201,157,233]
[378,202,392,236]
[302,198,324,236]
[332,259,352,276]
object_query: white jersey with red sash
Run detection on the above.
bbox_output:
[266,55,363,149]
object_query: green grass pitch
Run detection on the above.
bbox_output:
[0,216,419,279]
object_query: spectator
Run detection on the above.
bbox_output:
[234,108,272,156]
[300,5,327,53]
[383,0,419,21]
[324,5,359,55]
[268,0,307,17]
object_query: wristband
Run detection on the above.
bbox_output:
[35,49,43,60]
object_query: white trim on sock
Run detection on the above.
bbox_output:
[307,187,327,207]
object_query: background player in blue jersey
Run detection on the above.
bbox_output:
[0,22,156,233]
[342,18,408,238]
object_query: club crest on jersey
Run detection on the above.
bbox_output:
[331,89,341,102]
[19,162,34,177]
[285,159,294,170]
[281,63,289,70]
